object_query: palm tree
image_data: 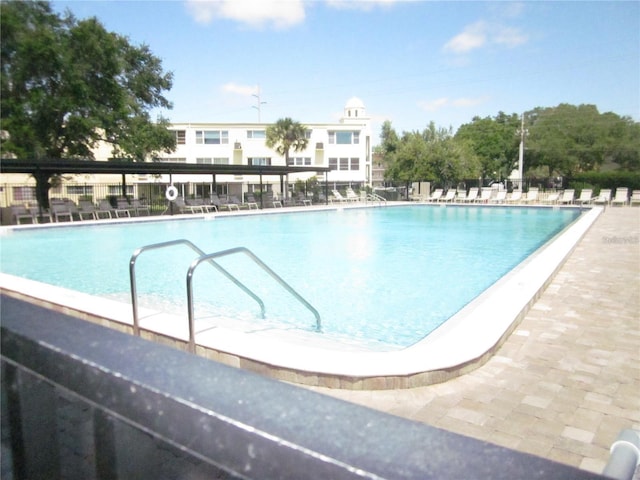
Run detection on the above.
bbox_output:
[266,117,309,166]
[266,118,309,204]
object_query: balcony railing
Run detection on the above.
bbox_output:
[1,294,610,479]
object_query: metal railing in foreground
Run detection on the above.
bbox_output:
[1,295,608,480]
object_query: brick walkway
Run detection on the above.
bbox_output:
[310,207,640,475]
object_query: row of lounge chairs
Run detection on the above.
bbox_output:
[10,197,150,224]
[172,192,315,215]
[415,187,640,206]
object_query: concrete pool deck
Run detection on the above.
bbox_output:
[308,206,640,475]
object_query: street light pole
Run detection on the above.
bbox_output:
[518,113,525,190]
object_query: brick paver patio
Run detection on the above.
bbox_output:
[310,206,640,475]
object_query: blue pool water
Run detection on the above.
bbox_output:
[0,206,581,349]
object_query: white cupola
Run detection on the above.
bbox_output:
[341,97,368,123]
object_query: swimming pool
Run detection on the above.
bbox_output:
[1,205,582,352]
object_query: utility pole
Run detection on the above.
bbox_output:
[252,85,266,123]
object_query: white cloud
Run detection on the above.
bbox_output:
[443,21,488,54]
[451,96,490,108]
[444,20,527,54]
[222,83,259,96]
[185,0,305,29]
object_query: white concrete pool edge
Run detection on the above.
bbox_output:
[0,205,602,383]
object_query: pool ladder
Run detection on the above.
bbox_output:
[129,239,321,352]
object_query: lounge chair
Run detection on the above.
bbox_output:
[490,191,507,204]
[115,197,133,218]
[477,188,493,203]
[50,200,74,222]
[426,189,443,202]
[345,188,360,202]
[78,200,98,220]
[131,198,150,216]
[96,200,114,219]
[11,205,36,224]
[576,189,593,205]
[558,189,575,205]
[439,189,456,202]
[523,188,539,204]
[28,204,53,223]
[611,187,629,206]
[295,192,312,206]
[544,192,560,204]
[507,191,522,204]
[593,189,611,206]
[630,190,640,206]
[462,188,479,203]
[331,190,348,204]
[244,193,259,209]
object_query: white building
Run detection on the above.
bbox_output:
[0,98,372,207]
[149,97,372,193]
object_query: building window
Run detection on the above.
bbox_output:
[196,158,212,164]
[305,129,312,139]
[351,158,360,170]
[247,130,266,139]
[291,157,311,166]
[108,185,134,195]
[339,158,349,170]
[328,158,338,170]
[66,186,94,196]
[213,157,229,165]
[196,130,229,145]
[328,131,360,145]
[13,186,36,202]
[249,157,271,166]
[174,130,186,144]
[155,157,187,163]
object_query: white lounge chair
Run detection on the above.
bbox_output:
[331,189,348,203]
[611,187,629,206]
[463,188,479,203]
[576,189,593,205]
[490,191,507,203]
[440,189,457,202]
[630,190,640,206]
[544,191,560,204]
[477,188,493,203]
[345,188,360,202]
[507,191,522,204]
[558,189,575,204]
[593,189,611,206]
[523,188,539,204]
[426,189,443,202]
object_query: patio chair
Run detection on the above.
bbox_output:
[115,197,133,218]
[523,188,539,204]
[131,198,150,216]
[611,187,629,206]
[245,193,259,210]
[462,188,479,203]
[50,200,74,222]
[506,191,522,204]
[28,204,53,223]
[426,189,443,202]
[544,191,560,204]
[330,190,348,204]
[11,205,36,225]
[576,189,593,205]
[439,189,457,202]
[593,189,611,206]
[345,188,360,202]
[78,200,98,220]
[477,188,493,203]
[630,190,640,206]
[558,189,575,204]
[490,191,507,204]
[95,200,114,219]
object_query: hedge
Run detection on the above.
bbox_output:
[568,171,640,193]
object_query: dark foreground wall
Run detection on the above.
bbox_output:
[1,294,604,479]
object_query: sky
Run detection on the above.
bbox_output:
[51,1,639,143]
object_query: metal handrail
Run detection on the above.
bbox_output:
[366,193,387,204]
[187,247,322,352]
[129,239,266,336]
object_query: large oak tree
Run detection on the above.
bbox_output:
[1,1,176,208]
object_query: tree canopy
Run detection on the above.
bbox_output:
[380,104,639,188]
[1,1,176,206]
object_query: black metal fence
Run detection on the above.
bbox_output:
[1,294,608,480]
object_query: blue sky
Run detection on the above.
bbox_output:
[52,1,639,142]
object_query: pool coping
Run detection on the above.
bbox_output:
[0,204,602,389]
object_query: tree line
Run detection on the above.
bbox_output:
[380,104,640,189]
